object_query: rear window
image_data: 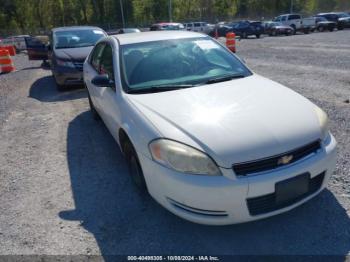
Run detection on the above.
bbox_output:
[288,15,301,20]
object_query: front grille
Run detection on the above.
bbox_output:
[73,62,84,71]
[233,140,321,176]
[247,172,325,216]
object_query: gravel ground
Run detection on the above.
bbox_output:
[0,31,349,258]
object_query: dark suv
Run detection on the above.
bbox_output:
[231,21,264,39]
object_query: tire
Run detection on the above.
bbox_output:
[272,30,277,36]
[54,74,65,91]
[255,34,260,39]
[242,32,247,39]
[318,26,324,32]
[56,82,66,91]
[329,27,334,32]
[291,25,296,35]
[123,141,147,193]
[304,28,310,34]
[337,25,344,30]
[87,90,100,121]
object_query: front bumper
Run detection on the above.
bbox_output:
[138,134,337,225]
[53,66,84,86]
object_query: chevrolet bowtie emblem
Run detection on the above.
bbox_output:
[277,155,294,165]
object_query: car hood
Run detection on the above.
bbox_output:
[54,46,93,61]
[126,74,322,168]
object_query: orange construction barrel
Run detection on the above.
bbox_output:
[0,45,16,56]
[226,32,236,53]
[0,49,16,73]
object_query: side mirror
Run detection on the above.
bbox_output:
[91,74,114,88]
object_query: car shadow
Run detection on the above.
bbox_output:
[29,76,86,102]
[59,111,350,258]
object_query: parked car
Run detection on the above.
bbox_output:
[264,22,294,36]
[273,14,315,34]
[208,24,234,37]
[337,13,350,29]
[314,16,336,32]
[83,31,336,225]
[150,23,185,31]
[1,35,29,52]
[230,20,264,38]
[316,12,350,30]
[26,26,107,91]
[184,22,214,34]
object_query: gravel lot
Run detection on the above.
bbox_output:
[0,31,349,257]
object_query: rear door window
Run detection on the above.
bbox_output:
[289,15,301,20]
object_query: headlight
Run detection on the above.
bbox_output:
[314,106,329,140]
[149,139,222,176]
[56,59,75,68]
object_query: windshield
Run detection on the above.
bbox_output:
[54,29,105,49]
[338,13,349,18]
[317,17,327,22]
[120,37,252,93]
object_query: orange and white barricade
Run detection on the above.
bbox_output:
[0,49,15,73]
[226,32,236,53]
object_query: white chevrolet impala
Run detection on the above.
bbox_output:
[83,31,337,225]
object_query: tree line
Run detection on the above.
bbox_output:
[0,0,349,35]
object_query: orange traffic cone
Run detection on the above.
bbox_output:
[226,32,236,53]
[0,45,16,56]
[0,49,16,73]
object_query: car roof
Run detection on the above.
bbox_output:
[152,22,183,26]
[52,26,104,32]
[112,31,206,45]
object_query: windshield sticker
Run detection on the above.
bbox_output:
[194,40,219,50]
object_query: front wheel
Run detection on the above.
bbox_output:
[53,74,66,91]
[55,81,66,92]
[123,141,147,193]
[255,34,260,39]
[87,90,100,120]
[291,25,296,34]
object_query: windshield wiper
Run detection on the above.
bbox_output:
[205,74,245,84]
[127,84,195,94]
[55,46,80,49]
[55,44,93,49]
